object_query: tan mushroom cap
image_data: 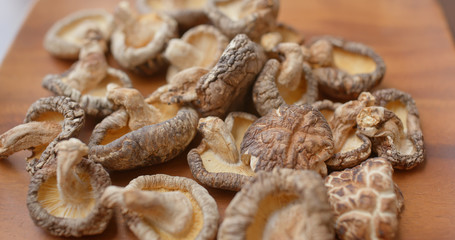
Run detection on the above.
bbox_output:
[188,112,257,191]
[260,22,304,52]
[206,0,279,41]
[312,99,342,123]
[27,139,112,237]
[218,168,334,239]
[308,36,386,100]
[44,9,113,59]
[102,174,219,240]
[241,104,333,176]
[325,157,404,240]
[111,1,178,75]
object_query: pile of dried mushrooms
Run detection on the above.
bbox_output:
[0,0,425,239]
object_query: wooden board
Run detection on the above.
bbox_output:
[1,0,454,239]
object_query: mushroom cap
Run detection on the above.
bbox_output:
[260,22,304,51]
[89,107,198,170]
[24,96,85,174]
[122,174,219,240]
[206,0,279,41]
[325,157,403,240]
[308,36,386,100]
[194,34,267,117]
[27,157,112,237]
[43,9,113,59]
[311,99,342,122]
[218,168,334,239]
[42,67,132,117]
[241,104,333,176]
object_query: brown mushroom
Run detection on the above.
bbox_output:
[187,112,257,191]
[44,9,113,59]
[101,174,219,240]
[163,24,229,81]
[218,168,334,239]
[0,97,84,174]
[43,30,132,116]
[312,99,342,123]
[89,85,198,170]
[241,104,333,176]
[260,22,304,52]
[135,0,209,30]
[206,0,279,41]
[111,1,178,75]
[27,138,112,237]
[308,36,386,100]
[325,157,404,240]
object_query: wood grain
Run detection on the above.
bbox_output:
[0,0,454,239]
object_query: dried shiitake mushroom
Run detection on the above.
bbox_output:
[43,30,132,116]
[308,36,386,100]
[187,112,257,191]
[206,0,279,41]
[325,157,404,240]
[101,174,219,240]
[260,23,303,52]
[241,104,334,176]
[44,9,113,59]
[163,25,229,81]
[325,92,375,170]
[218,168,334,239]
[0,97,84,174]
[312,99,342,123]
[27,138,112,237]
[111,1,178,75]
[89,85,198,170]
[135,0,209,30]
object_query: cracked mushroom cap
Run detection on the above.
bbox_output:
[111,1,178,75]
[308,36,386,100]
[188,112,257,191]
[44,9,113,59]
[164,24,229,82]
[206,0,279,41]
[27,138,112,237]
[89,86,198,170]
[241,104,334,176]
[325,157,404,240]
[102,174,219,240]
[193,34,267,117]
[218,168,334,239]
[136,0,209,30]
[0,96,84,174]
[260,22,304,52]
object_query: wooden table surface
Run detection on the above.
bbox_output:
[1,0,454,239]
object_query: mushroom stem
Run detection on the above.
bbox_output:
[123,189,193,236]
[164,39,203,70]
[55,139,91,205]
[114,1,135,26]
[357,106,405,143]
[276,42,303,91]
[309,39,334,68]
[0,121,61,158]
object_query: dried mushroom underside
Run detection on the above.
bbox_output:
[44,9,113,59]
[188,112,257,191]
[325,157,404,240]
[308,36,386,100]
[101,175,219,240]
[43,30,132,116]
[89,85,198,170]
[164,24,229,81]
[241,104,334,176]
[0,97,84,174]
[218,168,334,240]
[206,0,279,41]
[27,139,112,237]
[136,0,209,30]
[312,99,342,123]
[260,22,303,52]
[111,1,178,75]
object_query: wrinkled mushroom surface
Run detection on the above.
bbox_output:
[325,157,404,240]
[27,139,112,237]
[44,9,113,59]
[89,86,198,170]
[260,22,303,52]
[218,168,334,240]
[241,104,333,176]
[111,1,178,75]
[102,174,219,240]
[308,36,386,100]
[188,112,257,191]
